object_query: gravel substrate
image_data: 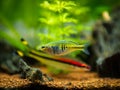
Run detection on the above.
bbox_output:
[0,67,120,90]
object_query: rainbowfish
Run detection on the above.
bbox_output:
[37,40,85,56]
[18,39,90,69]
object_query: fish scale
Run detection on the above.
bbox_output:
[39,40,85,56]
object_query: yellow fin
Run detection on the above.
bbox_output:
[17,51,24,57]
[21,38,28,46]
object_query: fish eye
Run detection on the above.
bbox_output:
[41,46,45,48]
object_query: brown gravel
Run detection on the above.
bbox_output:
[0,67,120,90]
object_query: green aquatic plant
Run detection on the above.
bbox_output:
[1,0,117,50]
[38,0,90,44]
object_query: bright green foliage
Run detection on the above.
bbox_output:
[0,0,119,54]
[38,0,90,44]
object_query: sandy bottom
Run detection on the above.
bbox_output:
[0,67,120,90]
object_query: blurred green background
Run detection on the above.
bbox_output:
[0,0,119,52]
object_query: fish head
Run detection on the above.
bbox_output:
[40,46,53,54]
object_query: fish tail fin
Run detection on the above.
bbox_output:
[81,43,90,55]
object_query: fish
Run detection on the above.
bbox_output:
[18,39,90,69]
[37,40,85,56]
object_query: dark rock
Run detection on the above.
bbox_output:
[97,53,120,78]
